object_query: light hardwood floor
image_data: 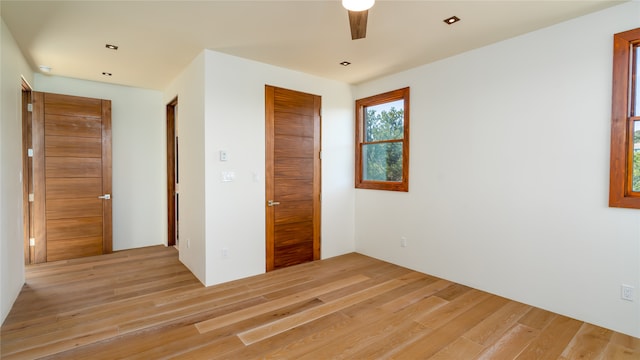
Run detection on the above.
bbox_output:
[1,246,638,359]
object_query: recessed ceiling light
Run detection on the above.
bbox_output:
[102,72,112,76]
[444,16,460,25]
[105,44,118,50]
[340,61,351,66]
[38,65,52,73]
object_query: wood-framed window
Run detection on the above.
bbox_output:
[355,87,410,192]
[609,28,640,208]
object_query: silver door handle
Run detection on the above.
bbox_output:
[267,200,280,207]
[98,194,111,200]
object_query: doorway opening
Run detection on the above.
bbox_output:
[166,97,179,248]
[24,91,112,263]
[21,78,33,264]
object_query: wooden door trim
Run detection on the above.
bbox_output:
[101,100,113,254]
[22,80,33,264]
[312,95,321,261]
[265,86,276,271]
[166,97,177,247]
[32,92,47,263]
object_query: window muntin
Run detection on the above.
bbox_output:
[609,28,640,208]
[355,87,409,192]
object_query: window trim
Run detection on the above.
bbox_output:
[610,28,640,208]
[355,87,410,192]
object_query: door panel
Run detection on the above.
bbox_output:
[274,221,314,245]
[273,90,315,116]
[46,217,102,240]
[274,135,314,158]
[274,201,314,224]
[274,113,315,137]
[274,179,313,201]
[46,237,103,262]
[46,199,102,219]
[44,93,103,116]
[32,92,112,263]
[45,157,102,178]
[266,85,321,271]
[273,241,314,269]
[45,178,102,199]
[45,115,102,137]
[45,136,102,157]
[275,158,313,179]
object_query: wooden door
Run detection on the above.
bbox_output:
[32,92,112,263]
[166,97,178,247]
[265,85,321,271]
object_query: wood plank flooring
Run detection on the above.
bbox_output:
[1,246,638,359]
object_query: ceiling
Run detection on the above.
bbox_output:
[1,0,625,91]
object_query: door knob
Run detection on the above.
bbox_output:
[98,194,111,200]
[267,200,280,207]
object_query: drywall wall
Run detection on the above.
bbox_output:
[353,1,640,337]
[34,75,166,252]
[165,49,355,286]
[202,50,355,286]
[163,52,207,283]
[0,19,33,325]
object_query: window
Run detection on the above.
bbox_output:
[610,28,640,208]
[355,87,410,191]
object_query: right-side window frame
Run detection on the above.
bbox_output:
[355,87,410,192]
[610,28,640,208]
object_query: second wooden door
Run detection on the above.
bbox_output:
[32,92,112,263]
[265,86,321,271]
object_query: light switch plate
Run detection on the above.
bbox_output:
[222,171,235,182]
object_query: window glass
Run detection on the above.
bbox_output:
[363,142,403,181]
[364,100,405,142]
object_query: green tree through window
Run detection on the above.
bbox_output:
[363,105,404,181]
[355,88,410,191]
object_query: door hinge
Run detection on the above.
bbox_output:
[27,148,34,157]
[28,193,34,202]
[27,103,33,112]
[29,238,35,246]
[319,151,322,160]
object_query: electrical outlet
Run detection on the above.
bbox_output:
[621,284,634,301]
[400,237,407,248]
[222,247,229,258]
[187,238,191,249]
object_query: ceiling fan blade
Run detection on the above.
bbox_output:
[348,10,368,40]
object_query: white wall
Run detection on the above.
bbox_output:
[163,53,207,283]
[202,50,355,285]
[34,75,166,251]
[165,50,355,286]
[0,19,33,324]
[354,1,640,337]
